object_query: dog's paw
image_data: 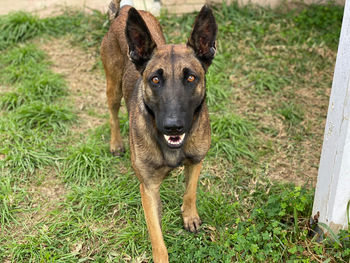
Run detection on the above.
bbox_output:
[110,146,125,156]
[183,213,202,233]
[153,246,169,263]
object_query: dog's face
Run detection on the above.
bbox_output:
[141,45,206,149]
[126,6,217,150]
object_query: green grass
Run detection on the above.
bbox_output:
[0,43,73,177]
[0,12,44,50]
[0,44,48,84]
[13,102,75,131]
[0,92,26,111]
[0,44,67,111]
[0,177,26,226]
[17,73,67,102]
[210,113,256,161]
[62,140,118,185]
[0,10,108,51]
[0,2,349,263]
[0,118,62,176]
[277,102,305,127]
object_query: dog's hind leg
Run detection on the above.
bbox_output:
[181,161,203,232]
[106,74,124,156]
[101,38,125,156]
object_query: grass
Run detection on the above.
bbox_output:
[62,140,118,185]
[277,102,305,128]
[0,2,349,262]
[0,12,44,50]
[210,113,256,161]
[0,10,108,51]
[13,102,75,130]
[0,176,26,225]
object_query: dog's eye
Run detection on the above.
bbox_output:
[187,75,195,82]
[151,76,160,84]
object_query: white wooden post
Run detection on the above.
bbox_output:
[312,0,350,233]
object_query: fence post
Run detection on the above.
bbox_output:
[312,0,350,233]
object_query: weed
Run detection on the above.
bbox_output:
[0,44,48,84]
[0,177,25,225]
[0,92,26,110]
[41,10,87,36]
[70,10,109,52]
[249,70,288,93]
[206,53,230,109]
[221,185,314,261]
[13,102,75,131]
[292,3,344,48]
[210,113,255,162]
[17,73,67,102]
[277,102,305,128]
[0,128,60,176]
[62,139,117,185]
[0,12,44,50]
[0,43,46,66]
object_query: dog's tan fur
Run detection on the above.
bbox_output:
[101,2,217,262]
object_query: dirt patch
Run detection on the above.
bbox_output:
[6,169,67,242]
[39,37,108,133]
[230,42,336,186]
[23,172,66,227]
[29,172,66,205]
[0,0,110,17]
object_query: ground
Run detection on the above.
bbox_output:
[0,2,349,262]
[0,0,334,185]
[39,38,108,132]
[0,0,110,17]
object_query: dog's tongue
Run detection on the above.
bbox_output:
[170,135,180,142]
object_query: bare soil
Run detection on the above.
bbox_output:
[0,0,110,17]
[230,43,335,186]
[39,38,108,133]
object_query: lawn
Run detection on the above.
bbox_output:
[0,2,349,262]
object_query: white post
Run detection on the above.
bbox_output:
[312,0,350,233]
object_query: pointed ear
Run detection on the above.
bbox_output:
[125,8,156,72]
[187,5,218,70]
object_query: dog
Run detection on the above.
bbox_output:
[100,1,217,262]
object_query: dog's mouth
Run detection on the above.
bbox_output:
[163,133,185,148]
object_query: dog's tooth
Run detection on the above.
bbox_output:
[164,134,186,146]
[180,133,185,140]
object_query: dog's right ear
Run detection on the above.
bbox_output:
[125,8,156,72]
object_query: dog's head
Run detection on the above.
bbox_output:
[126,6,217,150]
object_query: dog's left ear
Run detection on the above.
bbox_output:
[126,8,157,72]
[187,5,218,70]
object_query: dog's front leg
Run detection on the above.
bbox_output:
[181,161,202,232]
[140,181,168,263]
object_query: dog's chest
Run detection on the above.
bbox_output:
[162,148,185,168]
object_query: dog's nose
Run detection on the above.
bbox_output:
[163,118,184,134]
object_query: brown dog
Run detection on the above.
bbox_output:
[101,1,217,262]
